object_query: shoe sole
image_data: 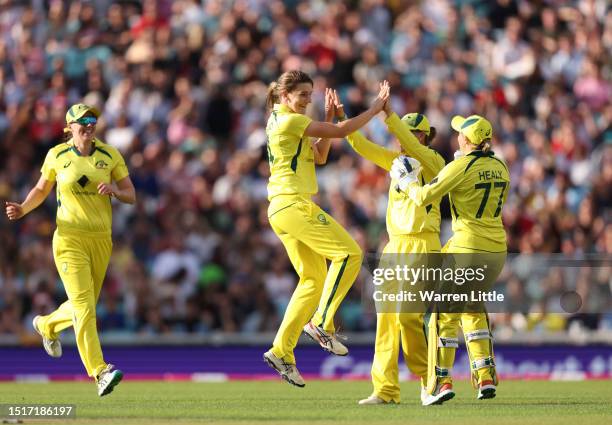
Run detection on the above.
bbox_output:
[302,329,348,357]
[423,390,455,406]
[478,388,496,400]
[433,391,455,405]
[99,371,123,397]
[262,354,305,388]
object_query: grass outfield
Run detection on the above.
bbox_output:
[0,380,611,425]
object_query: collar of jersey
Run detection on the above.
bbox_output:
[273,104,294,114]
[67,138,97,157]
[467,150,495,158]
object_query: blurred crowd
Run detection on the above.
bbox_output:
[0,0,610,339]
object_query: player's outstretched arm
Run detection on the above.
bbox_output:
[330,88,396,170]
[383,98,445,175]
[405,160,464,206]
[304,81,389,139]
[5,176,54,220]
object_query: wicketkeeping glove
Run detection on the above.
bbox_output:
[390,155,421,192]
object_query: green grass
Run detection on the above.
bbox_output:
[0,380,611,425]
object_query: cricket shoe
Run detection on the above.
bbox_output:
[32,315,62,358]
[477,380,496,400]
[302,322,348,356]
[420,386,428,404]
[97,364,123,397]
[422,383,455,406]
[358,395,396,405]
[263,350,305,388]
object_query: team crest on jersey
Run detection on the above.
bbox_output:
[95,160,109,169]
[317,214,330,225]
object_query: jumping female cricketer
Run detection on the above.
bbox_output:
[336,95,445,404]
[5,104,136,396]
[263,71,389,387]
[391,114,509,405]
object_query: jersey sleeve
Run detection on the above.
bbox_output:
[385,113,445,174]
[40,149,57,182]
[111,149,129,181]
[284,113,313,139]
[406,159,465,206]
[346,131,398,171]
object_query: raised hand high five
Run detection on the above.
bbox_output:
[371,80,390,113]
[331,90,345,120]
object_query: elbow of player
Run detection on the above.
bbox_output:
[124,192,137,205]
[335,123,354,139]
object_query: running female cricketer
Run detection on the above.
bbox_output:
[335,95,445,404]
[5,104,135,396]
[391,115,509,405]
[263,71,389,387]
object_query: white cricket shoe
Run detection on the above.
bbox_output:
[302,322,348,356]
[32,316,62,358]
[477,380,496,400]
[422,382,455,406]
[96,364,123,397]
[420,386,428,404]
[263,350,305,388]
[358,395,395,405]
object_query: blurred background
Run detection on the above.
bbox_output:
[0,0,610,380]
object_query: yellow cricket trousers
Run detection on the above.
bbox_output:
[371,233,440,403]
[268,195,363,364]
[426,239,506,393]
[37,229,112,379]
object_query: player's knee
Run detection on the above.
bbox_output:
[71,299,97,320]
[331,245,362,268]
[406,362,427,378]
[347,244,363,263]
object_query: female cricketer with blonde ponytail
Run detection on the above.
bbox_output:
[263,70,389,387]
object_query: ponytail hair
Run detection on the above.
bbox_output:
[426,126,437,144]
[476,139,492,153]
[266,70,314,111]
[61,127,73,143]
[266,81,279,110]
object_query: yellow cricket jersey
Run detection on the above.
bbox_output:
[346,113,445,237]
[406,150,510,252]
[41,138,129,236]
[266,104,317,211]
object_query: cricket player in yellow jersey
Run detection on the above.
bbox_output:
[391,114,509,405]
[335,95,445,404]
[262,71,390,387]
[5,104,135,396]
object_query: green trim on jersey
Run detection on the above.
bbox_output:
[290,138,303,173]
[319,255,349,327]
[55,147,72,159]
[95,147,113,159]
